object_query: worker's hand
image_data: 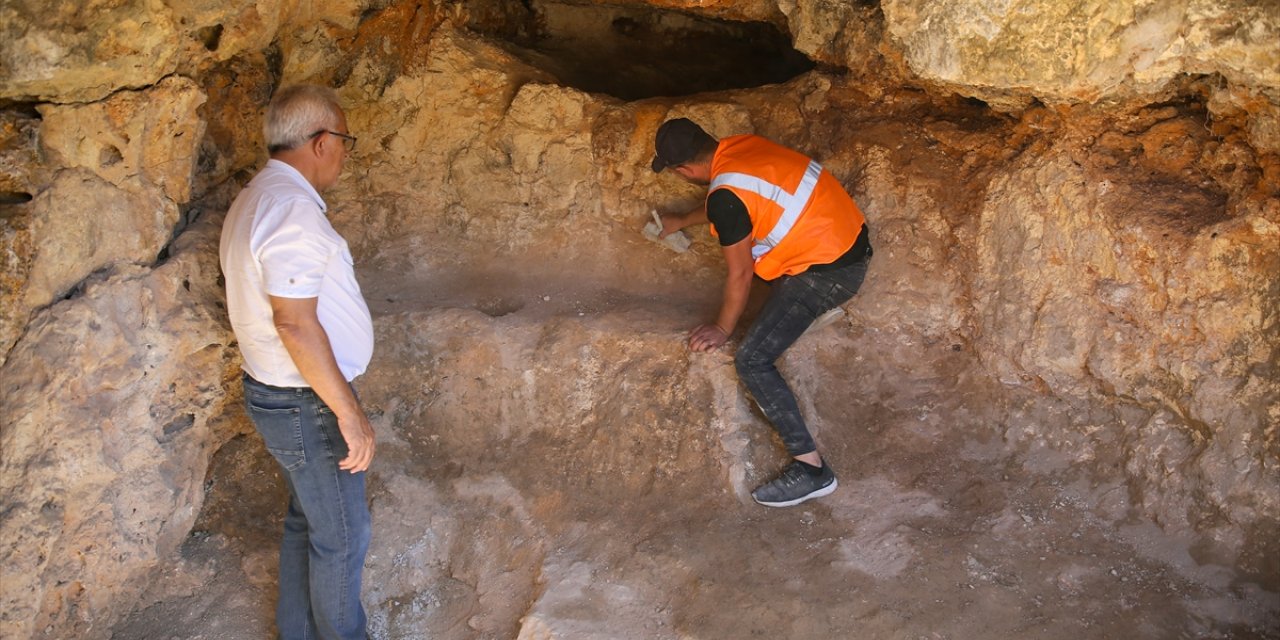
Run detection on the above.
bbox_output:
[658,212,684,239]
[688,323,730,352]
[336,410,376,473]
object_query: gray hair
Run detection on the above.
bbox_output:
[264,85,344,153]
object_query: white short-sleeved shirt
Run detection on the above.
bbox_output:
[219,159,374,387]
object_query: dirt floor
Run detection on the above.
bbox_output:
[111,282,1280,639]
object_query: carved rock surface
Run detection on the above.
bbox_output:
[975,145,1280,538]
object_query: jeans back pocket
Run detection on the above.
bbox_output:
[245,398,308,472]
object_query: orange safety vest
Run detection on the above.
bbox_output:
[708,134,865,280]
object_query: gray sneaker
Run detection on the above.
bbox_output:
[751,461,838,507]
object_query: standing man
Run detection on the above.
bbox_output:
[651,118,872,508]
[220,84,374,639]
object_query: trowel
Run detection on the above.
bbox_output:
[643,209,692,253]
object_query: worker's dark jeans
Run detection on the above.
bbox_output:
[735,257,870,457]
[242,374,370,640]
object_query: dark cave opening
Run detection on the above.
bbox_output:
[476,1,815,101]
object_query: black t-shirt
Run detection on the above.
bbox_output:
[706,188,872,273]
[706,188,753,246]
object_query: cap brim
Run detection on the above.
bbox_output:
[650,155,667,173]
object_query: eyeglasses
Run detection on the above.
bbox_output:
[309,129,357,152]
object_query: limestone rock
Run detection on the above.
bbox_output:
[191,52,278,199]
[785,0,894,79]
[278,0,457,98]
[9,76,208,353]
[335,29,554,219]
[1,3,1278,637]
[1179,0,1280,94]
[0,0,374,104]
[39,76,207,204]
[356,305,779,638]
[465,82,602,242]
[0,108,44,200]
[0,0,183,103]
[168,0,288,64]
[880,0,1280,107]
[0,109,44,362]
[21,170,178,312]
[0,213,238,640]
[1209,83,1280,156]
[845,144,968,341]
[973,145,1280,534]
[0,207,33,364]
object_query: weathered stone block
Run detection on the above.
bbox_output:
[39,76,207,204]
[0,0,183,103]
[21,170,178,312]
[880,0,1280,108]
[0,215,238,640]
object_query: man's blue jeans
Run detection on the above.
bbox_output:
[735,257,870,457]
[242,374,371,640]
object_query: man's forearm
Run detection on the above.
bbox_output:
[681,203,709,228]
[716,236,756,333]
[270,294,376,472]
[662,203,709,235]
[716,265,753,333]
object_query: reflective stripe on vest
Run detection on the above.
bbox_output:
[709,160,824,261]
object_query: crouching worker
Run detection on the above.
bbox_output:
[650,118,872,507]
[220,84,375,639]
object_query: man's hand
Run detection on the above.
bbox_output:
[658,211,685,239]
[657,204,709,239]
[337,411,376,472]
[688,323,730,352]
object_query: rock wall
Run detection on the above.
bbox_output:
[879,0,1279,98]
[974,135,1278,559]
[0,214,239,638]
[0,0,1276,637]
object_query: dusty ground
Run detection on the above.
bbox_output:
[112,282,1279,639]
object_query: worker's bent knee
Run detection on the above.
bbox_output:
[734,344,772,376]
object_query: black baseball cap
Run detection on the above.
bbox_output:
[651,118,715,172]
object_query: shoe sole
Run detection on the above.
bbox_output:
[752,478,838,508]
[807,307,845,333]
